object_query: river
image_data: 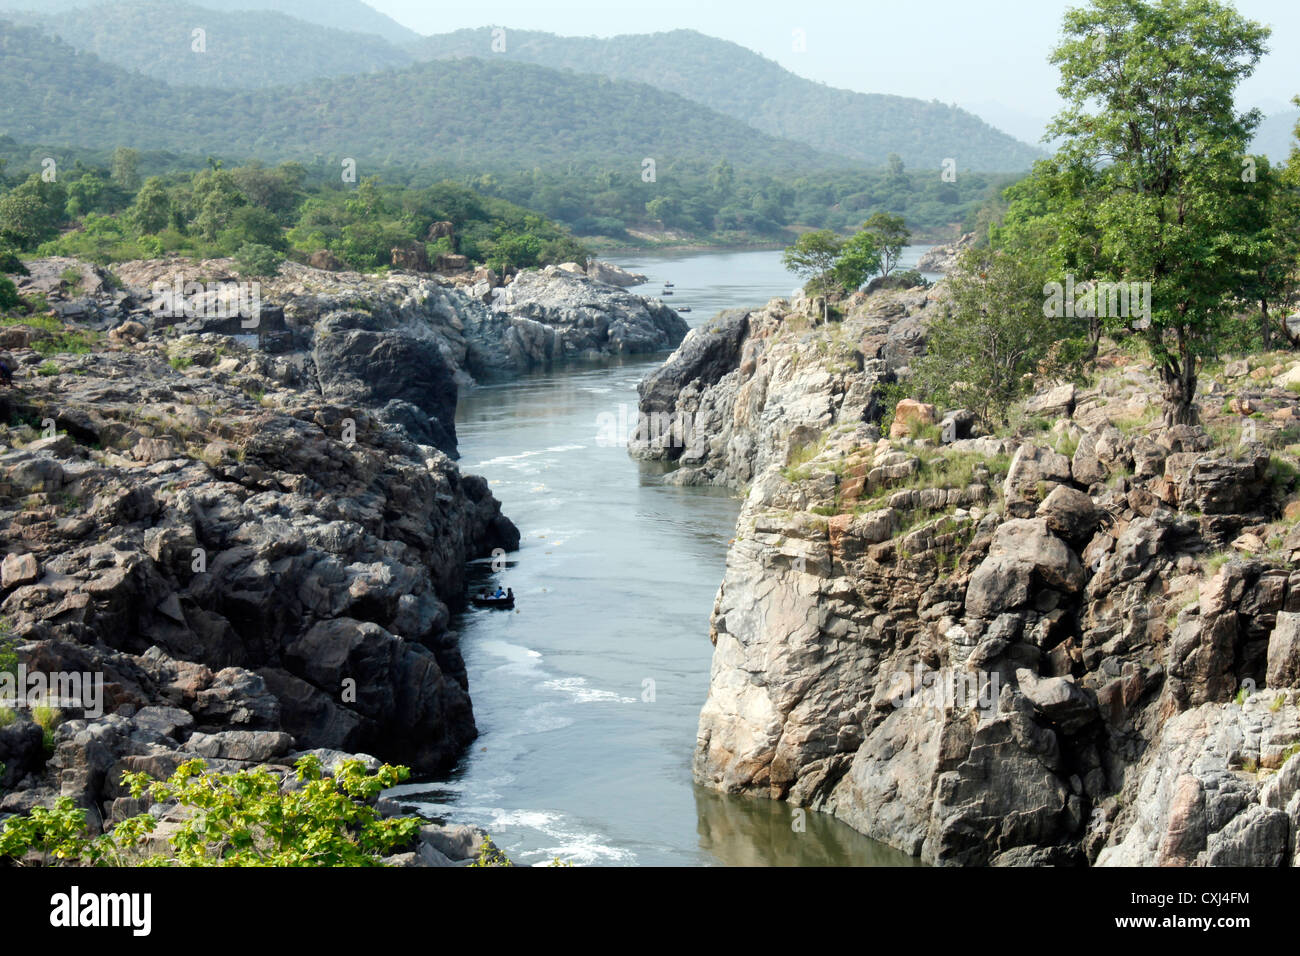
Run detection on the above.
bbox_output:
[385,248,937,866]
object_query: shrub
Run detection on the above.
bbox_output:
[911,246,1087,428]
[0,276,20,311]
[0,245,26,275]
[234,242,285,277]
[0,755,422,867]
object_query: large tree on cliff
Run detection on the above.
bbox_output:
[1048,0,1270,425]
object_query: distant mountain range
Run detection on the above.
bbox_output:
[0,21,851,173]
[412,28,1046,172]
[3,0,415,87]
[0,0,418,42]
[3,0,1046,172]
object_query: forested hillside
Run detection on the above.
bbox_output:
[0,0,417,42]
[1254,108,1300,163]
[13,4,1043,172]
[7,0,415,87]
[412,28,1045,171]
[0,22,844,173]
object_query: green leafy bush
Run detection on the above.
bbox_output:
[0,755,423,867]
[233,242,285,277]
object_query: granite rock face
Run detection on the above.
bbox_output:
[629,286,938,487]
[650,287,1300,866]
[108,256,687,387]
[0,264,531,827]
[484,266,687,369]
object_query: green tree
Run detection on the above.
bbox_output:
[995,158,1110,359]
[111,147,141,193]
[0,175,68,250]
[489,231,543,271]
[645,195,681,228]
[190,168,247,241]
[860,212,911,278]
[219,205,287,254]
[64,172,113,219]
[912,247,1085,428]
[1047,0,1270,425]
[129,177,172,235]
[833,229,883,291]
[0,276,19,311]
[1236,154,1300,349]
[782,229,844,292]
[234,242,285,277]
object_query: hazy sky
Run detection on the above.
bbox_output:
[367,0,1300,143]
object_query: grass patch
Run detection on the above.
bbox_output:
[1268,456,1300,496]
[0,312,61,332]
[33,329,98,357]
[1204,551,1235,576]
[782,432,830,481]
[32,704,60,753]
[1112,405,1159,435]
[1053,430,1080,458]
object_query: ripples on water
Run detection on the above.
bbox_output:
[388,250,932,866]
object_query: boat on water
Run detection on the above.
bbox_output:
[471,589,515,609]
[661,289,674,295]
[677,306,692,313]
[664,281,674,287]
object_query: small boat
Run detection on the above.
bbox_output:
[664,281,674,288]
[661,289,674,296]
[677,306,692,313]
[471,591,515,609]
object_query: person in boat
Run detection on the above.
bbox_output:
[493,586,506,599]
[506,588,514,601]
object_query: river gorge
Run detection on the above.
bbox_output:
[386,248,936,865]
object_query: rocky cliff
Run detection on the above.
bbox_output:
[641,287,1300,866]
[628,287,933,486]
[29,256,687,411]
[0,252,681,841]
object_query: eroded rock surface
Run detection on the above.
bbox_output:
[650,287,1300,866]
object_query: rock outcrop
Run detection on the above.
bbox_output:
[585,260,648,288]
[916,233,975,274]
[483,266,686,373]
[629,287,936,487]
[0,258,550,834]
[9,257,688,463]
[646,286,1300,866]
[106,256,686,387]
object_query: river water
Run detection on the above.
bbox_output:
[385,248,935,866]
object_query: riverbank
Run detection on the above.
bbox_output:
[586,231,959,257]
[635,281,1300,866]
[385,248,926,865]
[0,252,695,852]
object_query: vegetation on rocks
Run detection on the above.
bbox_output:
[0,755,421,866]
[0,153,588,273]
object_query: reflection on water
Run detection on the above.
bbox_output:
[393,250,929,866]
[693,787,923,867]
